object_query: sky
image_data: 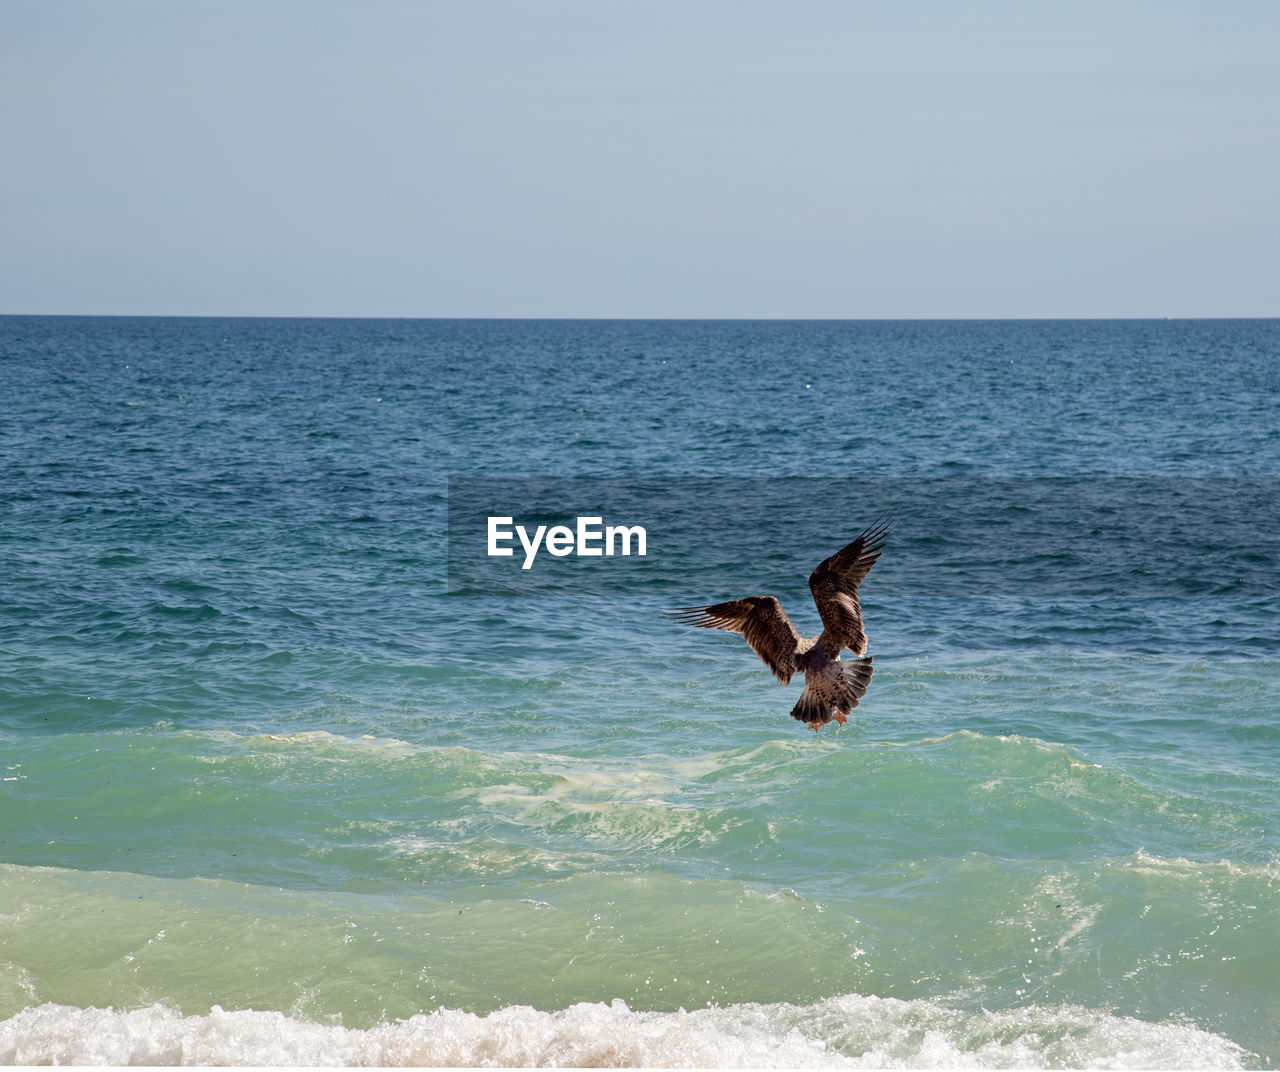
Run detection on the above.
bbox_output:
[2,0,1277,318]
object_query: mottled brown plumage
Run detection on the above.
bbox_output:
[666,518,889,731]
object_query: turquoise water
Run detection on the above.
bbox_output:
[1,316,1278,1066]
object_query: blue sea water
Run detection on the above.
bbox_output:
[1,316,1278,1067]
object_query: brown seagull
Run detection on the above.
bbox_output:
[666,518,889,731]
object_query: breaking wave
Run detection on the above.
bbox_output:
[0,994,1252,1069]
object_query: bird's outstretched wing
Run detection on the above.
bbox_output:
[665,596,800,685]
[808,516,891,657]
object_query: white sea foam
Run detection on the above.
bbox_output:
[450,759,735,851]
[0,994,1251,1068]
[244,729,420,757]
[1122,847,1280,882]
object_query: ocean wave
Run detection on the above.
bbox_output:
[0,994,1253,1069]
[242,728,422,758]
[1120,847,1280,882]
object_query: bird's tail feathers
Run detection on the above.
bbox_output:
[789,686,833,726]
[790,656,875,728]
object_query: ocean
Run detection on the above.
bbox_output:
[1,316,1277,1067]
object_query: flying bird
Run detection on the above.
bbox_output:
[666,518,890,731]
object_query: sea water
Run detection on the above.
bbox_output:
[1,316,1278,1067]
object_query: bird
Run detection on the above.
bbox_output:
[665,518,890,732]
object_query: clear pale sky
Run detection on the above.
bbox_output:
[3,1,1277,318]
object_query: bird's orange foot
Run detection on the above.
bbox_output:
[808,721,823,732]
[834,713,848,725]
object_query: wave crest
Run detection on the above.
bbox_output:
[0,995,1251,1069]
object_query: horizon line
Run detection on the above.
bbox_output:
[2,312,1277,323]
